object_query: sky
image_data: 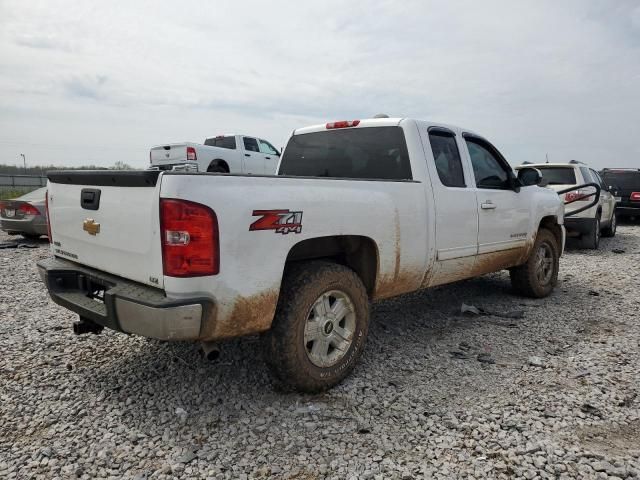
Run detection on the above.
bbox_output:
[1,0,639,169]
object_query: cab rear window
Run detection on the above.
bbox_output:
[204,136,236,149]
[279,127,412,180]
[536,167,576,185]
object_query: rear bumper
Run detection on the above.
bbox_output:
[37,256,213,340]
[564,217,596,235]
[615,204,640,215]
[1,218,47,235]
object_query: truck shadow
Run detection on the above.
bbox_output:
[80,269,566,430]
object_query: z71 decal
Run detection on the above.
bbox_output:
[250,209,303,234]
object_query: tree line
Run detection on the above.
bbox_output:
[0,161,135,175]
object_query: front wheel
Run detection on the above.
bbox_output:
[261,261,370,393]
[510,228,560,298]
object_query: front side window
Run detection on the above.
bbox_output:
[465,138,510,189]
[243,137,259,152]
[428,131,465,188]
[259,139,278,155]
[279,127,412,180]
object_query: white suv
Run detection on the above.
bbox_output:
[517,161,616,249]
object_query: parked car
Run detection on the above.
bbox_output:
[516,161,616,249]
[149,134,280,174]
[39,117,565,392]
[600,168,640,219]
[0,187,48,239]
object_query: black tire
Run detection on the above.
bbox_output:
[207,164,228,173]
[580,217,600,249]
[261,260,370,393]
[601,212,617,237]
[510,228,560,298]
[22,233,41,240]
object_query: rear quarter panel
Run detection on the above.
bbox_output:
[159,173,430,340]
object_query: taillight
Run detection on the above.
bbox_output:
[631,192,640,201]
[186,146,197,161]
[18,203,40,216]
[45,192,52,242]
[564,190,589,203]
[160,199,218,277]
[326,120,360,129]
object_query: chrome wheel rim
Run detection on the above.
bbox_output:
[535,243,554,285]
[304,290,356,368]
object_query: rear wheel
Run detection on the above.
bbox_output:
[510,228,559,298]
[601,212,617,237]
[261,261,370,393]
[580,217,601,249]
[207,164,228,173]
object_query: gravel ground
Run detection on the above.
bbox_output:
[1,224,639,480]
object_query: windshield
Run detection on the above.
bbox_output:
[279,127,412,180]
[535,167,576,185]
[600,171,640,190]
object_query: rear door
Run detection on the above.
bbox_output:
[241,137,263,174]
[590,168,614,222]
[419,126,479,285]
[462,134,529,266]
[47,171,164,288]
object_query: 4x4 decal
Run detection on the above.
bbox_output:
[250,210,303,234]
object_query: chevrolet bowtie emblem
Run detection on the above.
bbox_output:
[83,218,100,235]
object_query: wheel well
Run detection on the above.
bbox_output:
[539,216,562,248]
[207,159,229,172]
[285,236,378,296]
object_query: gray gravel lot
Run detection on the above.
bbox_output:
[1,225,639,479]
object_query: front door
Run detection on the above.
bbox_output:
[259,139,280,175]
[242,137,263,174]
[463,134,530,274]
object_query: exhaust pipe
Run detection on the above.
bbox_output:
[201,341,220,361]
[73,317,104,335]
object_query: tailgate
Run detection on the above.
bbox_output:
[47,170,164,288]
[150,144,188,166]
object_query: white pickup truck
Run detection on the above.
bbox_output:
[149,134,280,174]
[39,117,565,392]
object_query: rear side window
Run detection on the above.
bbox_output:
[536,167,576,185]
[428,131,465,187]
[243,137,260,152]
[279,127,412,180]
[580,167,594,183]
[204,136,237,149]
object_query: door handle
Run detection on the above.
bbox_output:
[481,201,496,210]
[245,153,250,157]
[265,156,271,160]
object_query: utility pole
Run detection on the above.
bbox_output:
[20,153,26,174]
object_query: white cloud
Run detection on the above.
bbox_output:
[0,0,638,168]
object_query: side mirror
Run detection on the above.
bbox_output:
[517,167,543,187]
